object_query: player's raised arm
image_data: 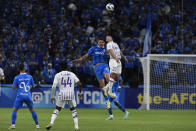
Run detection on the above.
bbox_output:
[120,50,128,62]
[73,46,96,63]
[72,54,89,63]
[51,75,58,104]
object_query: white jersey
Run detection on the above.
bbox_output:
[52,71,79,100]
[107,41,121,59]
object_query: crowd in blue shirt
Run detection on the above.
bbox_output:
[0,0,195,87]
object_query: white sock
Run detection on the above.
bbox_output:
[50,109,59,124]
[108,78,115,93]
[72,110,78,129]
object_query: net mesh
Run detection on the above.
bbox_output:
[140,55,196,109]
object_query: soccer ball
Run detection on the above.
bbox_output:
[106,3,114,11]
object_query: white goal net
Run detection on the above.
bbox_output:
[140,54,196,110]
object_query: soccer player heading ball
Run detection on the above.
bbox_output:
[104,35,128,98]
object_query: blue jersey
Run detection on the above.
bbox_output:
[88,46,108,65]
[13,73,35,97]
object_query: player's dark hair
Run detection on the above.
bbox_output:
[97,36,104,41]
[19,63,25,71]
[60,61,68,71]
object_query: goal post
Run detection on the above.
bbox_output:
[139,54,196,110]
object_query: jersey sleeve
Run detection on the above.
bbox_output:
[73,73,79,83]
[87,47,94,55]
[30,76,35,87]
[51,74,58,99]
[52,74,59,88]
[12,77,18,88]
[107,43,112,50]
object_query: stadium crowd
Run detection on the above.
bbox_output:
[0,0,195,87]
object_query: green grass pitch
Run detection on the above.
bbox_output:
[0,108,196,131]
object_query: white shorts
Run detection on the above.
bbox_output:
[56,96,76,108]
[109,59,122,74]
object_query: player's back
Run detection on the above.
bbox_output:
[55,71,79,100]
[13,73,34,96]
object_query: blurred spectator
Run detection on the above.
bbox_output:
[168,68,177,85]
[33,69,44,86]
[0,0,194,88]
[28,53,38,74]
[41,63,56,84]
[185,67,195,85]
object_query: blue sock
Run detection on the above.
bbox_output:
[108,107,112,115]
[31,111,38,125]
[115,102,126,112]
[12,110,17,124]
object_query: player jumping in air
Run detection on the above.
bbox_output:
[46,61,82,131]
[72,38,109,98]
[105,76,129,120]
[105,35,128,98]
[9,64,39,129]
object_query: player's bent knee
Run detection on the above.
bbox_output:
[99,84,104,88]
[98,79,105,88]
[70,107,76,111]
[55,106,62,111]
[53,109,59,115]
[104,74,110,82]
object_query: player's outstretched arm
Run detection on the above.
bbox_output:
[120,51,128,62]
[77,81,82,99]
[72,54,89,63]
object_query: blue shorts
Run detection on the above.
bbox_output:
[109,92,120,103]
[94,64,110,80]
[14,95,34,109]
